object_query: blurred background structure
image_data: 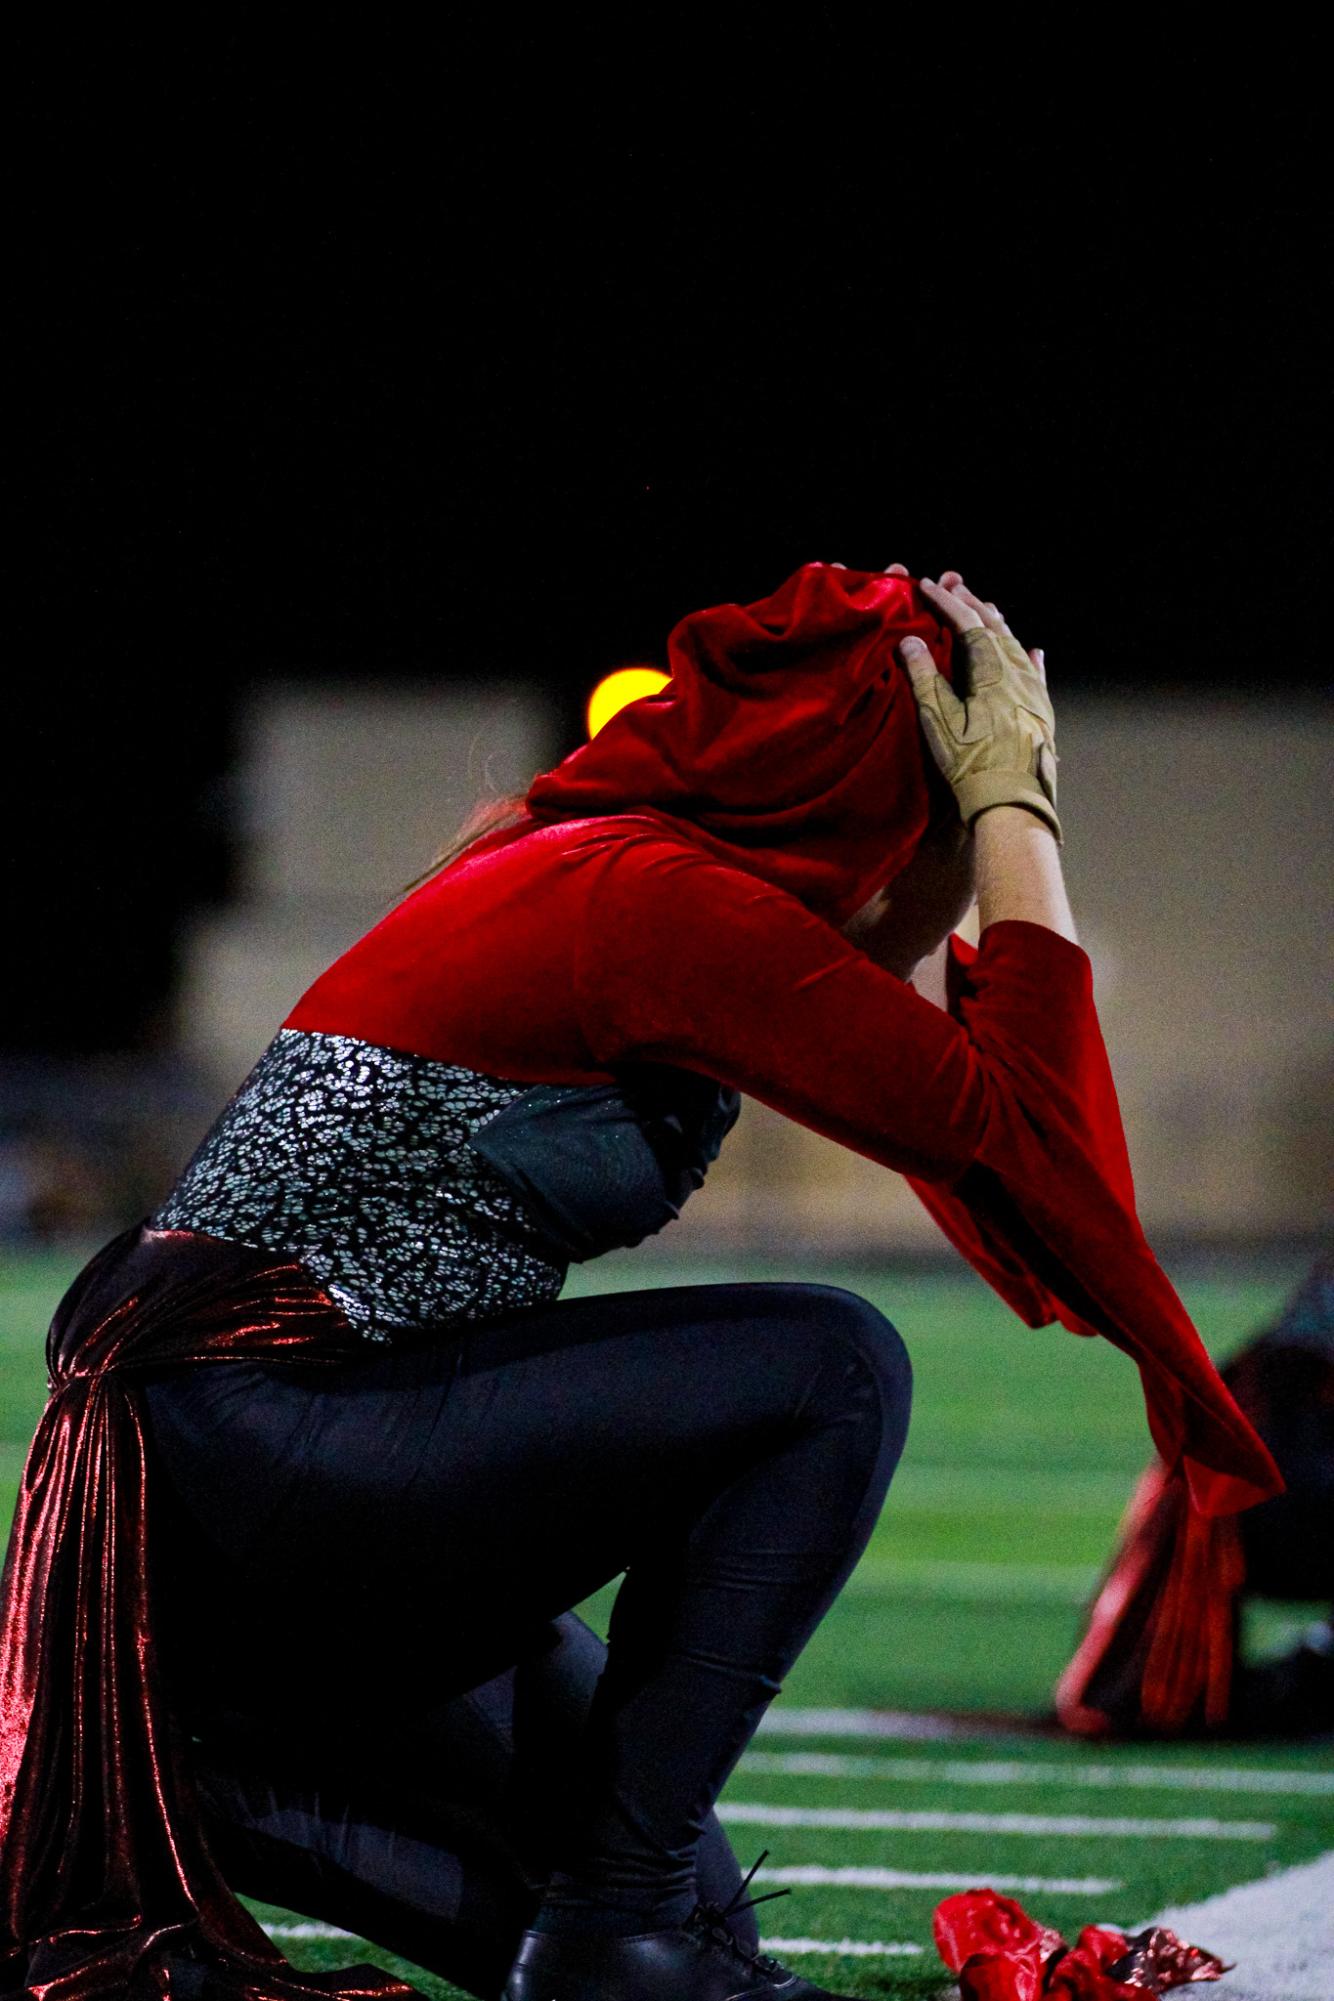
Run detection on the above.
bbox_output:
[4,678,1328,1258]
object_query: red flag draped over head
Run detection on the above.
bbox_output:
[525,561,959,926]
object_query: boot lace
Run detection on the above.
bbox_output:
[686,1848,792,1982]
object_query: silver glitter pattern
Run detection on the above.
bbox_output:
[148,1027,570,1342]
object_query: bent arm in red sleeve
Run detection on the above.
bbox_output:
[574,830,1282,1516]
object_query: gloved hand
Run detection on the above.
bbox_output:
[900,578,1061,843]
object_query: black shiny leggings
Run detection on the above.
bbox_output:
[142,1280,913,1996]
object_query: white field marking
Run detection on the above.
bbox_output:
[756,1707,975,1741]
[717,1803,1276,1841]
[266,1922,357,1940]
[758,1937,922,1958]
[738,1750,1334,1798]
[261,1920,921,1960]
[752,1865,1124,1896]
[1139,1850,1334,2001]
[844,1559,1096,1603]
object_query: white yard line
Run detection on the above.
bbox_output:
[264,1918,923,1962]
[739,1750,1334,1797]
[262,1853,1334,2001]
[757,1707,976,1741]
[284,1861,1334,1986]
[267,1922,357,1940]
[753,1864,1123,1895]
[1138,1850,1334,2001]
[718,1802,1276,1840]
[758,1936,922,1957]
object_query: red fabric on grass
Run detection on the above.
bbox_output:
[933,1890,1228,1999]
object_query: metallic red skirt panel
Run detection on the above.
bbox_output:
[0,1219,422,2000]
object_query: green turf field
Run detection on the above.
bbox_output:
[3,1247,1330,1998]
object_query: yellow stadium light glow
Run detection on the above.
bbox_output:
[587,667,671,740]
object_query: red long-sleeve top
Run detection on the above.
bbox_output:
[286,806,1282,1518]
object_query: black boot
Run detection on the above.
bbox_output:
[502,1890,857,2000]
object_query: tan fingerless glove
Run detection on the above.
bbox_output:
[904,625,1061,843]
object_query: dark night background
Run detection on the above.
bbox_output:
[9,24,1328,1057]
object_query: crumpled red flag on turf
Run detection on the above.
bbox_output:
[933,1889,1230,1999]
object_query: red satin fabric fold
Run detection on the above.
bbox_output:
[0,1222,423,2001]
[904,931,1279,1517]
[526,561,959,927]
[1053,1460,1247,1736]
[902,933,1277,1725]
